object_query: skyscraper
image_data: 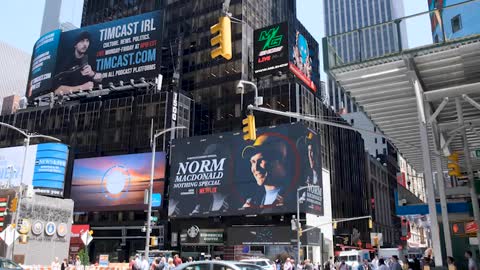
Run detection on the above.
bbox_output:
[324,0,406,113]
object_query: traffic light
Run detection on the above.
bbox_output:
[210,16,232,60]
[333,221,337,230]
[9,197,18,213]
[150,236,158,246]
[448,152,461,177]
[242,114,256,141]
[298,228,303,237]
[368,218,373,229]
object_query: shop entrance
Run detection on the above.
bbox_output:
[180,245,224,260]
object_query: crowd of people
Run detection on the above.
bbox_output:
[129,254,193,270]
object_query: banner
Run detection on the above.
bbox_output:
[71,152,166,211]
[168,123,323,218]
[0,143,68,197]
[27,11,163,99]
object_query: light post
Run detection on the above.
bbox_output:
[295,185,321,266]
[144,124,187,260]
[0,122,61,260]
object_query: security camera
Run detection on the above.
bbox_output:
[236,81,245,94]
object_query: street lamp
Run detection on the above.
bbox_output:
[295,185,321,266]
[0,122,61,260]
[237,80,263,108]
[144,124,187,260]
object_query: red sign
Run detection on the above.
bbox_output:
[466,221,478,234]
[396,172,406,187]
[288,63,317,92]
[69,224,90,257]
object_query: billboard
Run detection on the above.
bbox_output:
[71,152,166,211]
[288,21,319,93]
[0,143,68,197]
[253,22,289,76]
[26,30,61,97]
[27,11,163,99]
[253,20,320,93]
[168,123,323,218]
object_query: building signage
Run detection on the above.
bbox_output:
[27,11,163,100]
[0,143,69,197]
[45,222,56,236]
[168,123,323,218]
[72,152,166,211]
[32,221,43,235]
[466,221,478,235]
[253,22,289,76]
[253,21,319,93]
[227,226,294,245]
[57,223,68,237]
[180,227,224,245]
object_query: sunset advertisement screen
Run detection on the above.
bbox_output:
[71,152,165,211]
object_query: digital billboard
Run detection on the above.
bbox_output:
[26,30,61,97]
[168,123,323,218]
[27,11,163,99]
[0,143,68,197]
[71,152,166,211]
[253,22,289,76]
[289,21,320,93]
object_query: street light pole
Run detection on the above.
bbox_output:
[144,123,187,260]
[296,186,319,266]
[0,122,61,260]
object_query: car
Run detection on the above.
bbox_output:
[240,259,275,270]
[0,258,22,270]
[175,260,265,270]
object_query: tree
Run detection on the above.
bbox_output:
[78,248,90,268]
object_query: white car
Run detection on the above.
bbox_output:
[240,259,275,270]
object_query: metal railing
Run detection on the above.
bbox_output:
[324,0,480,70]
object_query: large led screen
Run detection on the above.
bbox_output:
[71,152,166,211]
[0,143,68,197]
[27,11,163,99]
[168,123,323,218]
[253,22,289,76]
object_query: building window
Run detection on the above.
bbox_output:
[451,15,462,33]
[382,137,386,144]
[350,119,354,125]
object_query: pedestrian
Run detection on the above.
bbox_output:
[422,257,431,270]
[338,261,349,270]
[130,257,136,270]
[378,259,388,270]
[390,256,402,270]
[52,257,61,270]
[359,259,371,270]
[304,259,314,270]
[275,259,282,270]
[447,257,456,270]
[188,257,193,263]
[466,251,478,270]
[166,258,176,270]
[141,256,150,270]
[285,258,294,270]
[324,258,332,270]
[174,254,182,266]
[402,256,410,270]
[61,258,69,270]
[372,256,379,270]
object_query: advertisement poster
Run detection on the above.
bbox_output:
[71,152,166,211]
[168,123,323,218]
[26,30,61,97]
[253,22,289,76]
[69,225,90,257]
[27,11,163,99]
[0,143,68,197]
[289,21,319,93]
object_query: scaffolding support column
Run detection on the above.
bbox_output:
[455,97,480,249]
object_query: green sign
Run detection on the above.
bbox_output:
[258,26,283,50]
[150,216,158,222]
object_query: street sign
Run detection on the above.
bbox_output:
[0,225,19,246]
[150,216,158,222]
[81,231,93,246]
[152,193,162,207]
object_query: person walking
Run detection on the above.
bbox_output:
[285,258,294,270]
[466,251,478,270]
[304,259,314,270]
[359,259,371,270]
[378,259,388,270]
[372,256,379,270]
[389,256,402,270]
[174,255,182,266]
[166,258,176,270]
[61,258,68,270]
[52,257,61,270]
[447,257,456,270]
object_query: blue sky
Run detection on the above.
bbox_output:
[1,0,430,56]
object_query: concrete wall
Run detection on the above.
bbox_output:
[13,194,74,265]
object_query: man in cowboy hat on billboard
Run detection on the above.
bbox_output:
[241,134,292,208]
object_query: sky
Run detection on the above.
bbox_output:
[0,0,431,63]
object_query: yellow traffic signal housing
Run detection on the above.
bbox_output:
[150,236,158,246]
[298,228,303,237]
[9,197,18,212]
[242,114,256,141]
[448,152,461,177]
[368,218,373,229]
[210,16,232,60]
[333,222,337,229]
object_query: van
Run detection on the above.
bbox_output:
[338,250,370,269]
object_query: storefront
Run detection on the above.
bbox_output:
[177,226,224,260]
